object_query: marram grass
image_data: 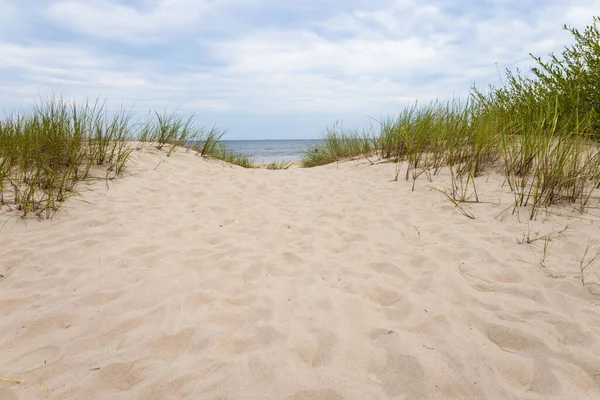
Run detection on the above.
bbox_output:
[0,97,134,219]
[303,15,600,218]
[264,161,293,170]
[0,97,254,219]
[302,122,374,167]
[137,112,254,168]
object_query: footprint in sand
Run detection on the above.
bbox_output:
[147,328,195,361]
[372,351,426,398]
[369,261,409,280]
[483,323,562,395]
[99,361,148,391]
[292,328,337,368]
[485,323,547,352]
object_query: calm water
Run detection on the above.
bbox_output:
[220,139,319,163]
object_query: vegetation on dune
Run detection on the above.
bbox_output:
[264,160,293,170]
[303,15,600,219]
[0,98,254,220]
[0,98,134,219]
[302,122,374,167]
[137,110,255,168]
[488,16,600,133]
[211,147,255,168]
[2,15,599,226]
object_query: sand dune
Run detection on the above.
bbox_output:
[1,145,600,399]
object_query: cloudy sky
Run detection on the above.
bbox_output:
[1,0,598,139]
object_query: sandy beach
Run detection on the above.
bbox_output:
[1,145,600,399]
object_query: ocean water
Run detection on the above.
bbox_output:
[220,139,319,163]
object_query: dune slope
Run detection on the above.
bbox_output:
[1,146,600,399]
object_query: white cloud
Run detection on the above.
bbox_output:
[213,32,437,76]
[1,0,600,138]
[46,0,241,42]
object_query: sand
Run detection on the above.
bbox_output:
[1,145,600,399]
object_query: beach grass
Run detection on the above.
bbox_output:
[579,239,600,286]
[302,122,374,167]
[137,113,255,168]
[0,97,254,219]
[303,15,600,218]
[0,97,135,219]
[211,146,255,168]
[263,161,293,170]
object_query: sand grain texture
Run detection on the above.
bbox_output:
[1,146,600,399]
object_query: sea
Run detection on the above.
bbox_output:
[220,139,320,163]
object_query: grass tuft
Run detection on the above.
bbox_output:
[0,98,255,219]
[302,122,373,167]
[264,161,293,170]
[578,240,600,286]
[0,96,133,219]
[302,15,600,218]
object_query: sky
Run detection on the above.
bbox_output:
[1,0,599,139]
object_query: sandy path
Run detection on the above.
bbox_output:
[1,145,600,399]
